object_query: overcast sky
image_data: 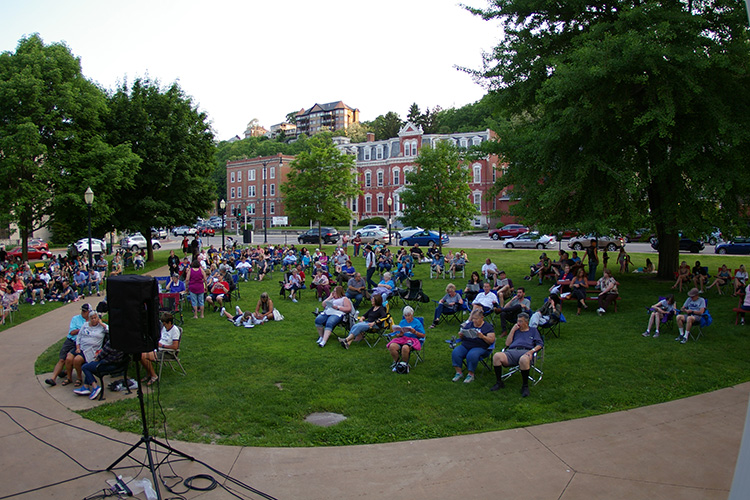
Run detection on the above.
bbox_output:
[1,0,500,141]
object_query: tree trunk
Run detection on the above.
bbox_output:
[654,223,679,280]
[143,226,154,262]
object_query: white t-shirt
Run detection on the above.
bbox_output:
[159,325,181,346]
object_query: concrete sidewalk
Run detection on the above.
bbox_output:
[0,296,746,499]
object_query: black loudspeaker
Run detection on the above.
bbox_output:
[107,275,159,353]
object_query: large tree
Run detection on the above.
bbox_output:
[468,0,750,278]
[370,111,403,141]
[107,78,216,261]
[399,140,478,246]
[0,34,139,253]
[280,133,361,246]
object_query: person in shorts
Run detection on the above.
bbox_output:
[490,312,544,397]
[44,303,90,386]
[139,313,182,385]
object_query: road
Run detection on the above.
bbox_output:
[149,232,719,255]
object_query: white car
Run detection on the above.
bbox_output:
[73,238,106,255]
[504,232,557,249]
[395,226,424,240]
[120,233,162,251]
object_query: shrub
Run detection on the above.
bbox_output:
[359,217,387,227]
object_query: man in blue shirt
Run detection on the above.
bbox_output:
[44,303,90,387]
[676,288,706,344]
[491,312,544,397]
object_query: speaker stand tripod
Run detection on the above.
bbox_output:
[106,353,194,500]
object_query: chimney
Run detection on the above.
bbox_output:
[366,132,375,142]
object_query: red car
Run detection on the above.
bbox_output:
[489,224,529,240]
[28,238,49,251]
[8,246,53,261]
[197,227,215,237]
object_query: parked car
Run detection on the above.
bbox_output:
[151,227,168,239]
[624,228,655,243]
[172,226,197,237]
[356,224,385,236]
[298,227,340,244]
[196,225,215,237]
[358,229,392,245]
[704,229,723,246]
[71,238,107,255]
[650,235,705,253]
[504,231,557,249]
[8,246,53,261]
[27,238,50,251]
[568,234,625,252]
[120,233,162,251]
[394,226,424,240]
[489,224,529,240]
[399,230,449,247]
[556,229,580,240]
[715,237,750,255]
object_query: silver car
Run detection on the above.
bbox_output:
[568,234,625,252]
[504,231,557,249]
[120,233,162,251]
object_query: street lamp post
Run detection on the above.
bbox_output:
[387,195,393,246]
[261,159,268,244]
[219,199,226,251]
[84,187,94,295]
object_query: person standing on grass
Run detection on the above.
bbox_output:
[583,240,599,281]
[364,245,377,289]
[491,312,543,398]
[186,260,207,319]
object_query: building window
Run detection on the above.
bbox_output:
[460,138,468,149]
[411,141,418,156]
[365,196,372,213]
[237,186,242,198]
[249,185,256,197]
[230,187,235,199]
[377,170,384,187]
[237,171,242,182]
[473,192,482,210]
[270,166,276,179]
[230,172,235,183]
[351,197,358,212]
[377,195,384,212]
[376,146,383,160]
[364,147,371,161]
[473,164,481,183]
[270,202,275,214]
[365,171,372,188]
[249,169,256,181]
[270,184,275,196]
[249,203,256,215]
[403,167,412,185]
[393,168,400,186]
[472,136,482,146]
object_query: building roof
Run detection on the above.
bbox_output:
[296,101,357,117]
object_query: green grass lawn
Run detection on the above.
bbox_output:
[36,247,750,447]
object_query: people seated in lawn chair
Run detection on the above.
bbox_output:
[497,287,531,335]
[431,251,445,278]
[481,258,500,283]
[430,283,465,328]
[315,286,353,348]
[73,269,88,296]
[737,283,750,324]
[205,275,230,311]
[377,249,393,273]
[340,294,388,349]
[337,258,356,287]
[449,251,466,279]
[280,267,303,303]
[167,273,186,295]
[345,271,367,308]
[395,252,414,285]
[706,264,731,295]
[311,268,331,301]
[491,312,544,397]
[372,272,396,302]
[493,270,513,306]
[643,294,676,338]
[464,271,483,303]
[409,243,425,263]
[672,261,691,292]
[530,293,562,329]
[675,288,706,344]
[255,253,270,281]
[596,268,619,316]
[387,306,426,370]
[451,308,495,384]
[734,265,748,296]
[472,281,500,316]
[556,264,575,295]
[139,313,181,386]
[692,260,708,293]
[537,253,558,285]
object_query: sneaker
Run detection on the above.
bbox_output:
[463,374,475,384]
[316,337,323,345]
[675,336,682,341]
[40,300,45,305]
[653,332,660,338]
[318,341,325,347]
[642,331,650,337]
[490,381,505,391]
[597,308,605,316]
[292,298,298,303]
[89,386,102,400]
[521,386,530,397]
[31,301,35,306]
[340,339,349,350]
[235,306,241,315]
[392,365,398,372]
[452,373,463,382]
[681,335,688,344]
[220,307,226,316]
[73,387,91,396]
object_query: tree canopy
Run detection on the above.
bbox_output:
[368,111,403,141]
[399,140,478,244]
[0,34,140,254]
[280,133,361,245]
[468,0,750,278]
[106,77,216,260]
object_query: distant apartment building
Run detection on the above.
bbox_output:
[267,122,297,139]
[225,154,295,231]
[337,122,511,229]
[294,101,359,137]
[243,122,268,138]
